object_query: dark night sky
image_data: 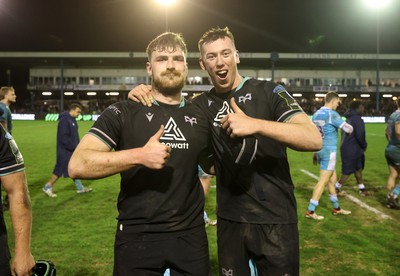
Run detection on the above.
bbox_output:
[1,0,400,54]
[1,0,400,108]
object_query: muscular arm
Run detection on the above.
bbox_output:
[2,171,35,276]
[68,126,171,179]
[221,98,322,151]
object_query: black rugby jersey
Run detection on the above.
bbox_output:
[89,99,210,237]
[0,124,24,245]
[193,78,304,224]
[0,125,24,177]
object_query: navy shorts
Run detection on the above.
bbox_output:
[341,154,365,175]
[217,218,299,276]
[113,224,211,276]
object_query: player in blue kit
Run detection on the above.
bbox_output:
[306,91,354,220]
[69,32,213,275]
[384,97,400,209]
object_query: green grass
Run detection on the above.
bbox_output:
[4,121,400,275]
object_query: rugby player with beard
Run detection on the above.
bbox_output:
[69,32,212,276]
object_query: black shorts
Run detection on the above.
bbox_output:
[113,224,211,276]
[0,218,11,276]
[217,218,299,276]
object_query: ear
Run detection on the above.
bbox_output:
[199,58,206,71]
[146,62,153,77]
[235,50,240,64]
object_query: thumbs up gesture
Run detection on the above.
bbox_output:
[221,98,255,138]
[142,125,171,169]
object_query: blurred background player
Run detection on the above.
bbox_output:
[42,103,92,197]
[384,97,400,210]
[199,165,217,226]
[0,87,17,211]
[306,92,353,220]
[336,101,371,196]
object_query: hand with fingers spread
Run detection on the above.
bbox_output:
[141,125,171,169]
[221,97,257,138]
[128,84,154,107]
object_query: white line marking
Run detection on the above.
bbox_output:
[300,169,392,220]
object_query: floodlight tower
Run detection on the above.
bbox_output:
[363,0,391,113]
[156,0,176,31]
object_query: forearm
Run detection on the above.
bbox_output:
[9,186,32,257]
[69,147,146,179]
[253,118,322,151]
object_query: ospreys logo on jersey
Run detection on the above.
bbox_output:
[213,101,233,127]
[160,117,189,149]
[238,93,252,103]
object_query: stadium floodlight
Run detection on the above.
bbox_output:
[64,92,74,96]
[292,93,302,97]
[363,0,392,112]
[42,92,52,96]
[87,92,97,96]
[339,94,348,98]
[360,94,371,98]
[155,0,177,31]
[382,94,393,98]
[315,93,326,98]
[363,0,391,9]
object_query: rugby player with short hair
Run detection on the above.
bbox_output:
[306,91,354,220]
[69,32,213,275]
[128,26,322,276]
[384,97,400,209]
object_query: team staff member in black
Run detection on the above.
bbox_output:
[129,27,322,275]
[197,27,322,276]
[68,32,211,275]
[0,123,35,276]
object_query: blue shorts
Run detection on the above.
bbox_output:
[317,146,337,171]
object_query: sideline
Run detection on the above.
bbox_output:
[300,169,392,220]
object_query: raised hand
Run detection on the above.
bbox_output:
[128,84,154,107]
[142,125,171,169]
[220,97,255,138]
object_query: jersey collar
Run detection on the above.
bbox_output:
[153,96,186,108]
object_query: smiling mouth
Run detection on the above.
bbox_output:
[216,70,228,79]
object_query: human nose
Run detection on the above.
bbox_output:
[166,58,175,69]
